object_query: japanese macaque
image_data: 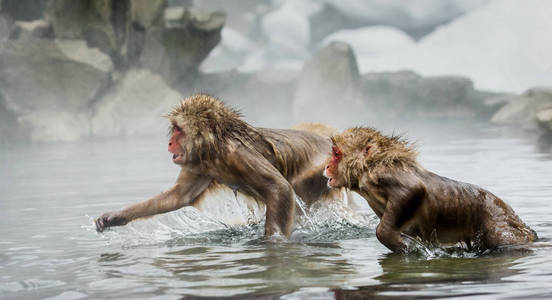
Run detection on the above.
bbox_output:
[324,127,538,252]
[95,94,344,237]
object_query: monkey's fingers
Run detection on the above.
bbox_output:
[95,216,106,232]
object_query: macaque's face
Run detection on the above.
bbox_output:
[324,145,346,188]
[168,122,185,164]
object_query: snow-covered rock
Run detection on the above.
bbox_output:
[323,0,488,38]
[322,26,415,71]
[0,37,113,141]
[200,27,257,72]
[91,69,181,138]
[141,7,224,84]
[238,0,320,72]
[8,19,52,41]
[491,87,552,130]
[261,1,312,59]
[537,109,552,133]
[293,42,364,126]
[374,0,552,93]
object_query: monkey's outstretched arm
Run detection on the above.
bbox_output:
[95,170,212,232]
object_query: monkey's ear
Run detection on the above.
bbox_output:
[363,144,373,156]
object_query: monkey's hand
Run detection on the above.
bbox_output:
[95,211,128,232]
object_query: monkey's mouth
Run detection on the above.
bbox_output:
[172,153,184,163]
[323,169,338,188]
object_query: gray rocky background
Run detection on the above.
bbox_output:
[0,0,550,147]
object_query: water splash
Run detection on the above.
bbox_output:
[90,189,378,248]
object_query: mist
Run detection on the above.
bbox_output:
[3,1,552,299]
[0,0,551,146]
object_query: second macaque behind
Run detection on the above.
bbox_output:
[324,127,537,252]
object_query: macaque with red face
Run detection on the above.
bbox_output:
[324,127,538,252]
[95,94,345,237]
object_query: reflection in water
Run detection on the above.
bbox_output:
[335,250,530,299]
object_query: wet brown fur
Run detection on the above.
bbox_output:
[326,127,538,252]
[96,94,339,237]
[330,127,418,187]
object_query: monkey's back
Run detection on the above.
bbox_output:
[256,128,331,179]
[419,171,538,247]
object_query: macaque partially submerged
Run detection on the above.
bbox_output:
[324,127,537,252]
[95,94,346,237]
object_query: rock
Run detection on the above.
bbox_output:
[55,39,114,73]
[131,0,167,28]
[46,0,138,68]
[537,108,552,132]
[361,70,497,120]
[293,41,364,126]
[0,38,113,141]
[140,7,225,85]
[8,19,53,41]
[491,87,552,130]
[309,1,488,42]
[91,69,181,137]
[1,0,49,21]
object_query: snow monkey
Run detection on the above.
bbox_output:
[95,94,346,237]
[324,127,537,252]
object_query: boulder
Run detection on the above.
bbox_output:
[91,69,181,137]
[361,70,498,120]
[8,19,53,41]
[0,37,113,141]
[1,0,49,22]
[293,41,364,126]
[131,0,167,28]
[537,108,552,133]
[140,7,225,85]
[491,87,552,130]
[46,0,161,68]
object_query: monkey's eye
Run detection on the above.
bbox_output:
[173,125,182,133]
[332,146,342,158]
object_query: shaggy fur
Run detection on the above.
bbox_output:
[97,94,343,237]
[326,126,537,252]
[330,127,418,188]
[167,94,260,164]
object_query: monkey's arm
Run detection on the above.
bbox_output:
[95,170,212,232]
[375,180,426,252]
[227,147,296,238]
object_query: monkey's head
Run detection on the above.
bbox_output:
[167,94,247,165]
[324,127,417,189]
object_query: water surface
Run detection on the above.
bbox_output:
[1,124,552,299]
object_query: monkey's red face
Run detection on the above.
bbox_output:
[324,145,345,188]
[168,124,185,164]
